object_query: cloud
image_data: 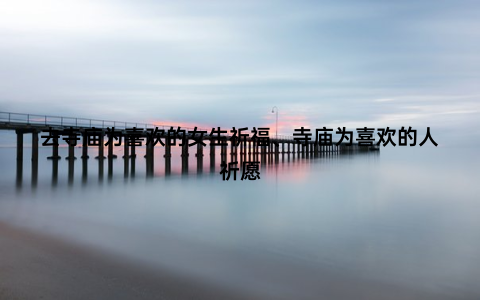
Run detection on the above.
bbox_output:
[0,0,479,146]
[374,98,395,102]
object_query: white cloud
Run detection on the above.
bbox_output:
[0,0,234,44]
[0,0,479,146]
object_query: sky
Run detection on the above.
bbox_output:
[0,0,479,146]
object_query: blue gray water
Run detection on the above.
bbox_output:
[0,144,479,299]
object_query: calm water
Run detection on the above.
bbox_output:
[0,145,479,299]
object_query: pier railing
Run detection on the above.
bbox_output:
[0,111,295,141]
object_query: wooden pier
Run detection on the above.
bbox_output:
[1,111,379,179]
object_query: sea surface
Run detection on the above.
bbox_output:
[0,144,479,299]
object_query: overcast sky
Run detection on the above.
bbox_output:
[0,0,479,145]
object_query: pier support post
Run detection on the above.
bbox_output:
[123,139,130,158]
[68,140,75,159]
[47,134,61,160]
[182,150,189,175]
[16,130,23,162]
[32,146,38,188]
[108,138,117,159]
[210,140,215,156]
[82,132,89,159]
[197,143,203,174]
[260,145,266,164]
[130,154,135,177]
[220,143,225,157]
[181,141,189,174]
[82,157,88,183]
[146,152,154,177]
[98,155,104,180]
[68,157,74,185]
[144,141,154,158]
[108,156,113,180]
[267,143,272,163]
[275,142,279,163]
[96,132,105,159]
[123,148,129,178]
[210,140,215,171]
[51,159,58,186]
[220,142,227,164]
[130,142,136,159]
[181,141,189,157]
[164,140,171,158]
[270,143,274,163]
[145,142,154,177]
[66,133,76,160]
[165,157,171,176]
[16,157,22,188]
[32,131,38,162]
[16,131,23,188]
[196,142,204,157]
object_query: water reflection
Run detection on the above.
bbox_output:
[98,158,104,181]
[82,157,88,184]
[196,155,203,175]
[12,146,380,187]
[4,146,480,299]
[165,157,171,176]
[68,157,74,186]
[182,155,188,175]
[16,157,22,189]
[130,156,135,177]
[108,157,114,181]
[52,159,58,187]
[32,157,38,189]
